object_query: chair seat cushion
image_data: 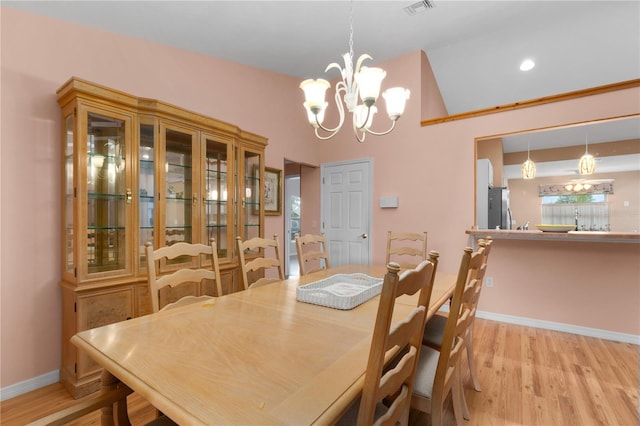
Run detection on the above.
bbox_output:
[422,312,447,348]
[412,345,440,399]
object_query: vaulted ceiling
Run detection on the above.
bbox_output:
[6,1,640,115]
[5,1,640,176]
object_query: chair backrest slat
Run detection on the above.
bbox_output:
[295,233,330,275]
[386,231,428,270]
[237,235,284,289]
[145,239,222,313]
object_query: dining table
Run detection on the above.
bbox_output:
[71,264,457,425]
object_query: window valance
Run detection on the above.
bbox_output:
[538,182,614,197]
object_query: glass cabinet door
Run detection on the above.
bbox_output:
[160,124,197,267]
[63,112,75,279]
[239,147,263,242]
[203,135,233,261]
[138,122,155,270]
[84,110,132,277]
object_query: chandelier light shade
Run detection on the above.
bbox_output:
[299,4,410,142]
[521,142,536,179]
[579,135,596,175]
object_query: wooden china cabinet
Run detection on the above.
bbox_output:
[57,77,267,397]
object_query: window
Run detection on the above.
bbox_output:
[541,194,610,231]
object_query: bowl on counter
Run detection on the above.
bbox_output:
[535,224,577,232]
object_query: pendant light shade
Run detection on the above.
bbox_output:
[579,135,596,175]
[579,153,596,175]
[521,142,536,179]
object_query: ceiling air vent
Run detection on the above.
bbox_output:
[403,0,435,16]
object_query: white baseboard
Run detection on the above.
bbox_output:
[438,305,639,345]
[0,370,59,402]
[476,311,640,345]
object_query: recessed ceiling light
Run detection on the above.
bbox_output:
[520,59,535,71]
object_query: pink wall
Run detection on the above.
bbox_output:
[1,6,638,390]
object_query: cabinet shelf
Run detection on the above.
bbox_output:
[88,152,124,162]
[87,192,126,199]
[88,226,126,231]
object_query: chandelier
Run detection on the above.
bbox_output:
[521,141,536,179]
[578,135,596,175]
[299,3,410,143]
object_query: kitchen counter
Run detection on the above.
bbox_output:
[466,228,640,244]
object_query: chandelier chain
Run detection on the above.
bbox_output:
[348,1,354,59]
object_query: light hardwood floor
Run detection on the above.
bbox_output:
[2,318,638,425]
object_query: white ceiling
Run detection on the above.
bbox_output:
[5,0,640,115]
[501,117,640,153]
[5,0,639,179]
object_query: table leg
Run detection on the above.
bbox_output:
[100,370,131,426]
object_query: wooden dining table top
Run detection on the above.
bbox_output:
[71,264,456,425]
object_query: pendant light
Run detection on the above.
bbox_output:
[521,141,536,179]
[579,135,596,175]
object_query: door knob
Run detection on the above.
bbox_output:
[361,233,368,239]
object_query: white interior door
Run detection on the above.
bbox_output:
[321,158,372,266]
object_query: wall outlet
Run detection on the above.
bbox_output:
[485,276,494,288]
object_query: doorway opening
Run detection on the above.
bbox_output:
[284,159,320,277]
[284,174,300,277]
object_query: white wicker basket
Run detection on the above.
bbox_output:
[296,273,383,310]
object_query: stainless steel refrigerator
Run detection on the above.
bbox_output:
[488,187,511,229]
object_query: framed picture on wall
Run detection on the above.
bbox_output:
[264,167,282,216]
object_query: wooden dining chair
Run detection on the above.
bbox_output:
[422,238,493,395]
[145,239,222,313]
[411,246,484,426]
[295,233,330,275]
[385,231,428,270]
[336,251,439,426]
[236,234,285,289]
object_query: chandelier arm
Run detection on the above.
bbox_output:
[362,119,397,136]
[312,85,347,138]
[351,113,367,142]
[314,127,339,141]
